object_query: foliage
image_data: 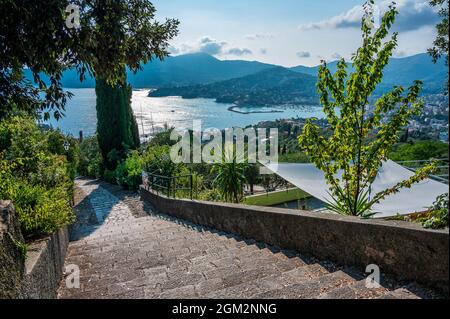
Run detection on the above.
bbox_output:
[85,0,178,170]
[96,77,140,169]
[12,183,74,238]
[261,174,288,192]
[11,237,28,260]
[389,140,449,161]
[198,188,222,202]
[211,145,247,203]
[0,0,179,120]
[244,164,261,195]
[428,0,449,93]
[142,145,182,177]
[115,151,144,190]
[0,116,75,239]
[298,1,436,217]
[148,128,176,147]
[103,169,117,185]
[46,129,79,180]
[420,193,449,229]
[278,152,310,163]
[78,135,104,178]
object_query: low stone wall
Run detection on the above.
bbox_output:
[141,186,449,293]
[0,201,25,298]
[23,227,69,298]
[0,200,69,299]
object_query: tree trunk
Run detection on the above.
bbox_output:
[95,71,140,170]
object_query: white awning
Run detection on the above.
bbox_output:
[262,160,449,218]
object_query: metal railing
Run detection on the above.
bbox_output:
[142,170,194,199]
[395,158,449,184]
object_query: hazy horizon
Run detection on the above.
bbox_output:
[153,0,441,67]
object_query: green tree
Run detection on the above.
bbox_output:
[0,1,178,165]
[0,0,79,119]
[76,0,178,169]
[428,0,449,93]
[298,1,436,217]
[389,140,449,161]
[95,78,140,169]
[212,145,247,203]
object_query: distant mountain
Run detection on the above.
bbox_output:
[24,53,275,89]
[25,52,447,96]
[150,67,318,106]
[129,53,276,87]
[290,53,448,95]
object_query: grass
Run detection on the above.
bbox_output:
[244,187,310,206]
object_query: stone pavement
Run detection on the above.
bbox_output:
[57,178,438,299]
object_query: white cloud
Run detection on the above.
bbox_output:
[260,48,268,55]
[331,52,342,60]
[393,49,408,57]
[299,5,363,31]
[198,37,228,55]
[227,48,253,56]
[171,37,253,57]
[296,51,311,58]
[245,33,275,40]
[168,45,180,55]
[298,0,439,32]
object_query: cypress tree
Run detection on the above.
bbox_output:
[95,71,140,170]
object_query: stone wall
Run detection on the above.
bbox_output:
[0,201,25,298]
[140,186,449,293]
[23,227,69,298]
[0,200,69,299]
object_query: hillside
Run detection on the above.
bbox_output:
[25,52,447,96]
[290,53,447,95]
[24,53,275,89]
[149,67,318,106]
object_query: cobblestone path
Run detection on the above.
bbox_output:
[57,178,436,299]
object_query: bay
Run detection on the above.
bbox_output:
[45,88,325,138]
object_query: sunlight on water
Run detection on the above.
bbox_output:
[46,89,325,138]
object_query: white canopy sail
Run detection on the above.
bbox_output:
[262,160,449,218]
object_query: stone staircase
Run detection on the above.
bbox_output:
[57,178,438,299]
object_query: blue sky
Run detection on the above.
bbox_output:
[153,0,441,67]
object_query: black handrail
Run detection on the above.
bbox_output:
[143,171,194,199]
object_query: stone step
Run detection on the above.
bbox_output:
[316,279,390,299]
[59,180,435,299]
[202,263,330,299]
[377,288,422,299]
[252,270,357,299]
[377,283,438,299]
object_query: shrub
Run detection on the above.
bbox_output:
[420,193,449,229]
[13,182,74,239]
[103,169,117,185]
[78,135,104,178]
[0,115,76,239]
[115,150,144,190]
[142,145,181,177]
[46,129,79,180]
[147,128,176,147]
[389,140,449,161]
[198,188,222,202]
[0,116,48,176]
